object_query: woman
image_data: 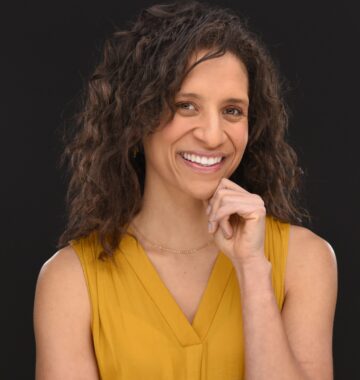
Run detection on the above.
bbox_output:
[33,1,337,379]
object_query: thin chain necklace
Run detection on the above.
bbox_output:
[129,221,214,255]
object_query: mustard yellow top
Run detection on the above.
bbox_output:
[70,215,289,380]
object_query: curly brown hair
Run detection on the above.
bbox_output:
[57,0,309,258]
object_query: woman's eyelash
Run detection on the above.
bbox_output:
[226,107,244,116]
[176,102,195,110]
[175,102,244,116]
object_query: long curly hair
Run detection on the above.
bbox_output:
[57,0,310,258]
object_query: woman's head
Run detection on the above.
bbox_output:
[58,0,309,257]
[143,49,249,201]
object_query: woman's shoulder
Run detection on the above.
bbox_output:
[34,245,97,377]
[288,224,336,264]
[285,224,337,295]
[35,245,90,321]
[34,245,91,336]
[38,244,85,284]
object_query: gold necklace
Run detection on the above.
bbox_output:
[129,221,214,254]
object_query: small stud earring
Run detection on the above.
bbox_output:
[132,144,139,158]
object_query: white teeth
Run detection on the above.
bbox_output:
[181,152,223,166]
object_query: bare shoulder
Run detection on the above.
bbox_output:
[37,244,84,282]
[34,246,99,379]
[285,224,337,295]
[34,245,89,319]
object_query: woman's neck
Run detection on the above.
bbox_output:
[131,181,212,251]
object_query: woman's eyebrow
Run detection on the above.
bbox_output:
[177,92,249,106]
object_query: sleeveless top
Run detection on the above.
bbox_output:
[70,215,290,380]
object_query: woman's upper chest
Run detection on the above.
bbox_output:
[144,248,220,323]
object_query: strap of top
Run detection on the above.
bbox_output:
[264,215,290,310]
[70,231,102,331]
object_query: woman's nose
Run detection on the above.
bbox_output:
[192,111,226,147]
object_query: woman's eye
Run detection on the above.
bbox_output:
[176,102,195,111]
[175,103,244,117]
[225,107,243,116]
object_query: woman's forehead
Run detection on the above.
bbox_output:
[179,51,249,98]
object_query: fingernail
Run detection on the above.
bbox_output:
[208,221,213,233]
[206,204,211,215]
[221,226,231,239]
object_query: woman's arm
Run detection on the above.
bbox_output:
[235,225,337,380]
[207,177,337,379]
[33,246,100,380]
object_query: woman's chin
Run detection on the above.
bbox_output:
[182,183,218,201]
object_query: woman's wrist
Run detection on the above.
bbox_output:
[233,254,273,295]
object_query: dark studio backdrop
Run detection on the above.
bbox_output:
[1,1,358,378]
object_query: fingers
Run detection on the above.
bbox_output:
[207,189,233,234]
[207,178,265,238]
[218,215,233,239]
[208,190,247,222]
[206,179,245,237]
[215,199,266,221]
[208,214,233,239]
[216,177,248,193]
[208,198,241,237]
[207,178,247,211]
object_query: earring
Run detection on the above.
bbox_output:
[132,144,139,158]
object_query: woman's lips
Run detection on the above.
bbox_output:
[178,153,226,173]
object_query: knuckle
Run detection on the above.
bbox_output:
[257,206,266,216]
[213,210,221,221]
[254,194,264,205]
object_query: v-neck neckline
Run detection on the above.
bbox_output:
[118,232,234,346]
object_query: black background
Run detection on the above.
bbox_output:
[1,1,358,378]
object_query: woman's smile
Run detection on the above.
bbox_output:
[177,151,228,173]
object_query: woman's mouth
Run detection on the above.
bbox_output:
[178,152,226,173]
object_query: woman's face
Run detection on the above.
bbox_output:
[143,50,249,200]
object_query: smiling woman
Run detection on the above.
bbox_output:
[33,1,337,380]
